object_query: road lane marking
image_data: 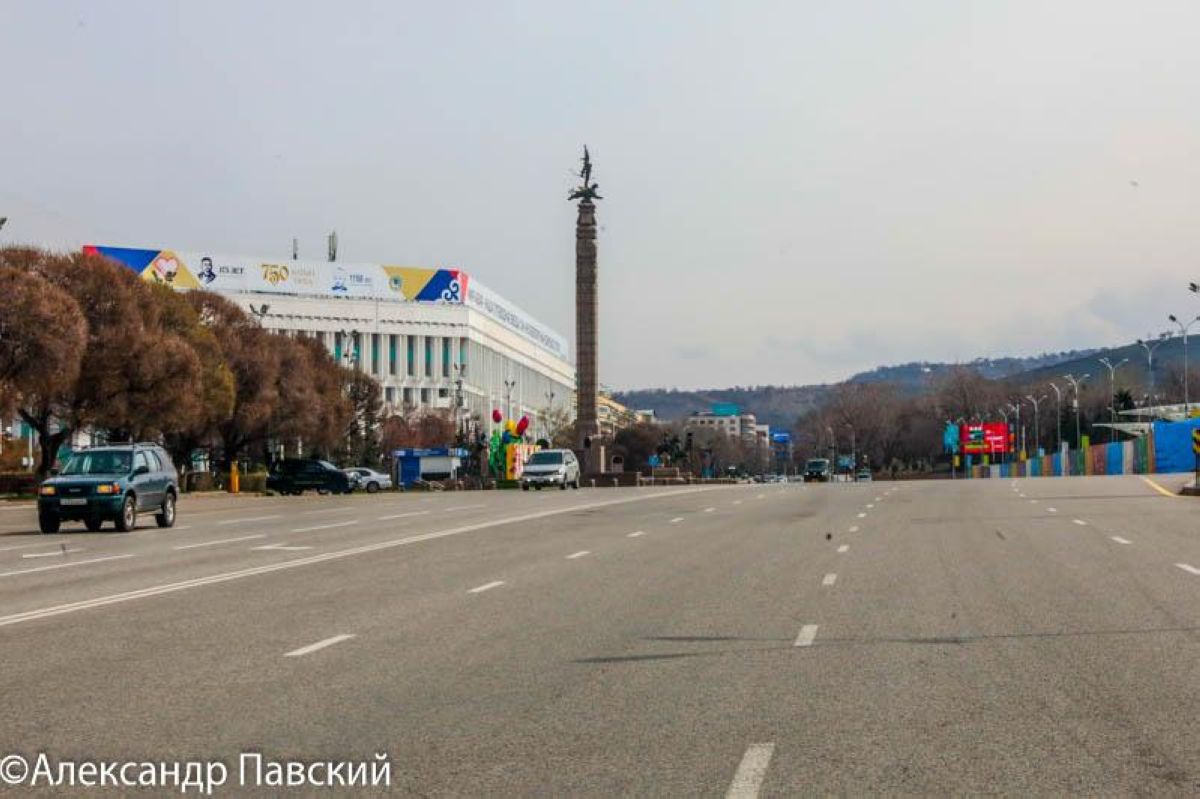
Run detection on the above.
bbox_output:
[290,520,358,533]
[732,500,743,505]
[1176,564,1200,576]
[857,513,866,519]
[0,554,136,579]
[725,743,774,799]
[627,531,645,538]
[253,544,314,551]
[1142,477,1180,498]
[822,573,837,586]
[848,525,859,533]
[866,504,874,509]
[837,545,849,553]
[217,515,281,526]
[1110,536,1132,545]
[670,517,684,523]
[704,507,716,513]
[174,534,266,550]
[566,550,591,560]
[23,548,83,558]
[445,504,486,512]
[1030,499,1038,504]
[1072,519,1087,526]
[301,507,351,516]
[756,494,765,499]
[0,541,76,553]
[1047,507,1057,513]
[468,580,505,594]
[794,624,819,647]
[875,496,881,501]
[0,487,721,628]
[284,634,355,658]
[377,510,430,521]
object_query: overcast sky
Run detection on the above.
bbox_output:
[3,1,1199,389]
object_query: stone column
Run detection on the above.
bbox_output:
[575,198,603,473]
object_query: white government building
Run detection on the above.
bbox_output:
[85,245,576,437]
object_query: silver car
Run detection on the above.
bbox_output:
[344,467,393,493]
[520,449,581,491]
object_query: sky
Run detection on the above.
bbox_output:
[3,1,1199,390]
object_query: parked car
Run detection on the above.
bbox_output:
[520,449,581,490]
[267,459,353,495]
[344,467,392,493]
[803,458,832,483]
[37,443,178,533]
[855,469,872,482]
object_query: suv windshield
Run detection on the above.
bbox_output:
[61,450,133,476]
[805,460,829,471]
[527,452,564,465]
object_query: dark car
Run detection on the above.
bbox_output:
[267,459,353,496]
[803,458,832,483]
[37,444,178,533]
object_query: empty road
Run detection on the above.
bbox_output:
[1,476,1199,794]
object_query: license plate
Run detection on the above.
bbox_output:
[60,498,87,506]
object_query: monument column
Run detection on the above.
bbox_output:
[569,147,604,474]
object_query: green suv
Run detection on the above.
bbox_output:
[37,444,179,533]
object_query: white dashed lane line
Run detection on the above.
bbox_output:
[300,507,350,516]
[217,515,281,526]
[253,544,313,552]
[848,526,859,533]
[856,513,867,519]
[290,520,358,534]
[704,507,716,513]
[670,517,684,524]
[822,573,837,586]
[725,743,775,799]
[627,531,645,538]
[1176,564,1200,576]
[174,534,266,551]
[468,580,505,594]
[837,545,849,553]
[1110,536,1132,545]
[793,624,819,648]
[1072,519,1087,526]
[0,554,136,579]
[23,548,84,558]
[377,510,430,521]
[566,550,590,560]
[284,634,355,658]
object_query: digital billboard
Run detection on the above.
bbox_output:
[960,423,1010,454]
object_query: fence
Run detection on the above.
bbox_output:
[965,419,1198,479]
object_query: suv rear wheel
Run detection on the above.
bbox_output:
[115,495,137,532]
[156,491,176,528]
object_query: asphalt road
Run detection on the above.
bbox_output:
[1,475,1199,795]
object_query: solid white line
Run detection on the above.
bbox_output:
[1110,536,1132,545]
[377,510,430,521]
[290,520,358,533]
[725,743,775,799]
[23,548,83,558]
[217,515,281,526]
[794,624,819,647]
[822,573,837,586]
[0,554,136,579]
[0,487,720,628]
[848,525,859,533]
[1072,519,1087,526]
[837,545,849,553]
[174,534,266,551]
[627,531,645,538]
[468,580,505,593]
[670,517,684,523]
[566,550,590,560]
[1176,563,1200,576]
[284,634,355,657]
[857,513,866,519]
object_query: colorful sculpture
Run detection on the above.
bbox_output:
[487,411,536,479]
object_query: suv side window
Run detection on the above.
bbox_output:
[146,451,163,472]
[134,451,151,474]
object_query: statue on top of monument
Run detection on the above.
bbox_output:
[568,145,602,202]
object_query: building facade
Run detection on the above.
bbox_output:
[84,246,576,437]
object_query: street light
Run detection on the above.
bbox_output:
[1167,313,1200,416]
[1063,373,1088,450]
[1007,401,1024,456]
[1097,357,1128,443]
[997,407,1010,464]
[503,379,517,421]
[1136,333,1169,401]
[452,363,467,443]
[1024,394,1047,454]
[1048,382,1063,453]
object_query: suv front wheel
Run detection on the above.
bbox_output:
[38,512,60,534]
[156,491,176,528]
[115,495,137,532]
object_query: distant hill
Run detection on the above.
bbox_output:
[614,341,1188,430]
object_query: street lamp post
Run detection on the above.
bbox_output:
[1048,382,1063,453]
[503,379,517,421]
[1168,314,1200,417]
[845,424,856,473]
[1136,333,1168,401]
[1064,374,1088,450]
[997,407,1010,465]
[1097,357,1128,443]
[1024,394,1047,455]
[452,363,467,444]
